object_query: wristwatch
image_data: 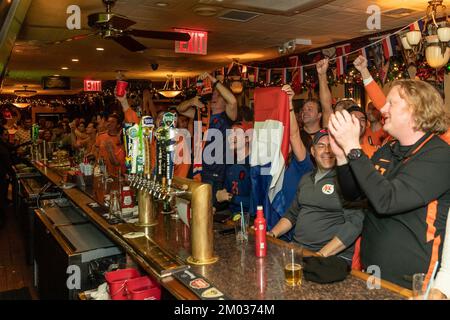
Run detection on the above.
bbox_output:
[347,148,363,160]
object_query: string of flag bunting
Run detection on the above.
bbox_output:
[178,16,425,88]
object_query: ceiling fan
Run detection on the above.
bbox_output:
[51,0,191,52]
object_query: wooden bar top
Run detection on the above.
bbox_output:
[32,161,412,300]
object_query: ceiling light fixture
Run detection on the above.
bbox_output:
[14,85,37,98]
[71,58,79,62]
[13,103,30,109]
[158,75,182,98]
[61,67,69,70]
[155,2,168,7]
[401,0,450,68]
[96,47,105,51]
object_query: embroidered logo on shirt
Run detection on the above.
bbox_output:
[322,184,335,195]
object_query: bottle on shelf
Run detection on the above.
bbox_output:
[254,206,267,258]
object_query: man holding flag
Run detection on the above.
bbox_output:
[250,85,313,238]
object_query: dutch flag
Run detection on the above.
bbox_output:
[409,20,424,32]
[336,56,345,76]
[382,35,398,60]
[250,87,290,227]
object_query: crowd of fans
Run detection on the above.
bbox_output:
[0,55,449,298]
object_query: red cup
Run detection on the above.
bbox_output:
[116,80,128,97]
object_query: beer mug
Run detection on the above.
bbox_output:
[282,247,303,287]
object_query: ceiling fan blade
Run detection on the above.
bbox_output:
[127,29,191,41]
[112,36,147,52]
[49,32,97,45]
[109,15,136,30]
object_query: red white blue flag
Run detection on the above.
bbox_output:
[409,20,424,31]
[250,87,290,225]
[382,35,398,60]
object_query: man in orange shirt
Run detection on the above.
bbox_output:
[94,113,126,176]
[365,102,387,147]
[346,105,377,158]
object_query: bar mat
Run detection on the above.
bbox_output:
[172,269,229,300]
[87,202,123,225]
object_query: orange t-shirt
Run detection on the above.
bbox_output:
[95,132,126,175]
[363,126,387,148]
[361,140,378,159]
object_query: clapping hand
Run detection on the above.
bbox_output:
[328,110,361,154]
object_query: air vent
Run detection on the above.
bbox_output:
[383,8,416,18]
[218,10,260,22]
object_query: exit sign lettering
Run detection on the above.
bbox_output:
[84,80,102,92]
[174,29,208,55]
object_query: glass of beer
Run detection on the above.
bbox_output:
[412,273,426,298]
[283,248,303,287]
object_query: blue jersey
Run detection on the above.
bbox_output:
[224,157,251,214]
[202,111,232,180]
[282,154,314,210]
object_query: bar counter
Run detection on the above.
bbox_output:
[32,161,412,300]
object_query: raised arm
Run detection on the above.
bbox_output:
[176,97,201,119]
[282,85,307,161]
[353,55,386,110]
[317,58,333,128]
[199,72,238,121]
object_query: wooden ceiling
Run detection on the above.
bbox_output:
[2,0,428,94]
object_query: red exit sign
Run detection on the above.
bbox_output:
[174,29,208,55]
[84,80,102,92]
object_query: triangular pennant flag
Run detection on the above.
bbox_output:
[336,56,345,76]
[382,35,398,60]
[359,47,371,67]
[409,20,424,32]
[299,66,304,84]
[336,43,351,57]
